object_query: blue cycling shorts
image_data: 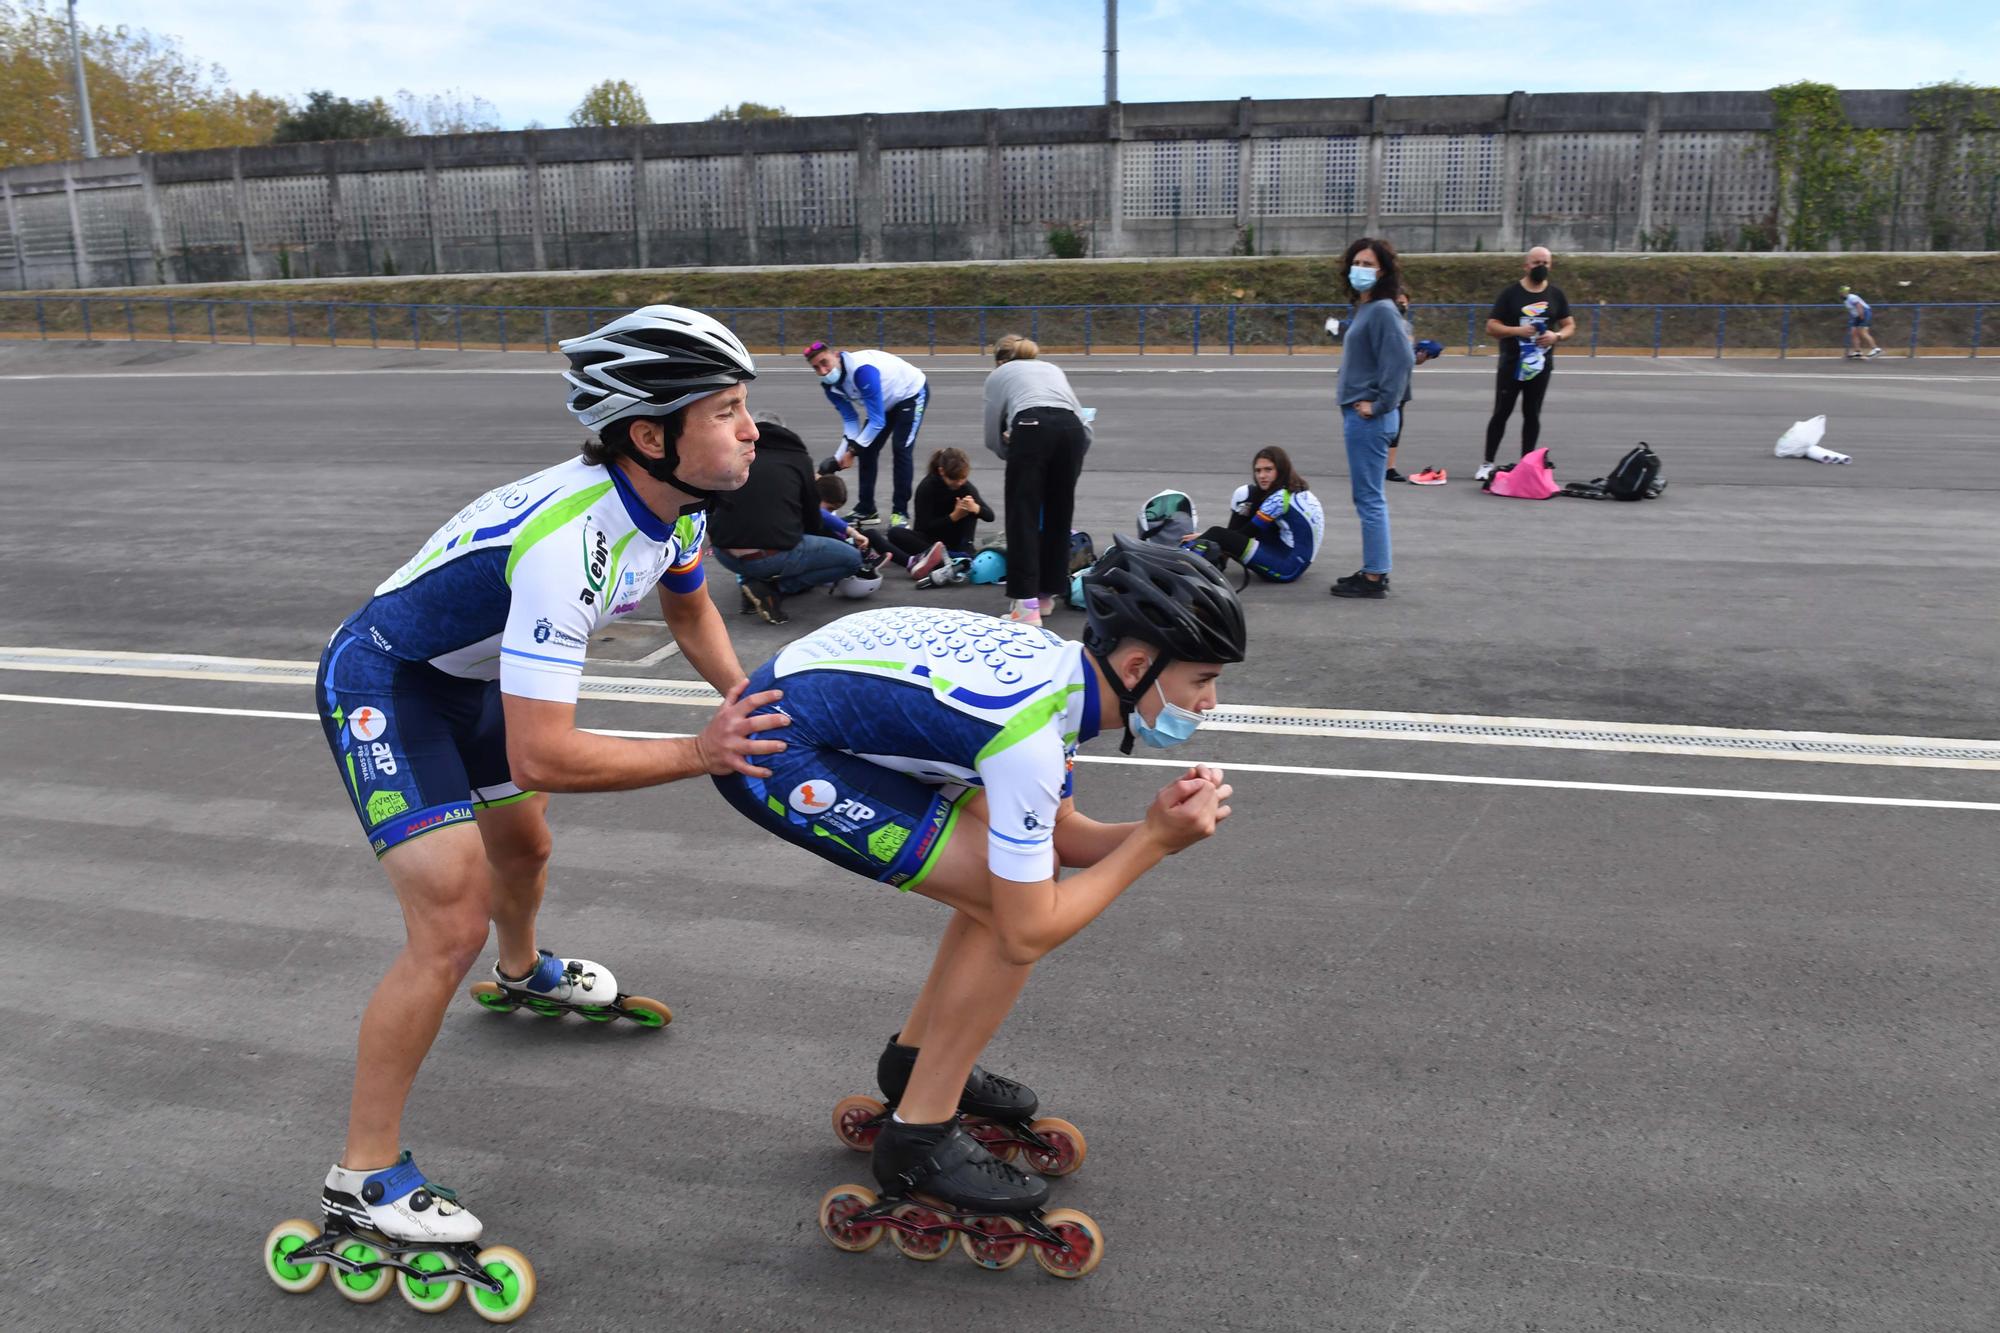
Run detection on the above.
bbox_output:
[315,629,527,857]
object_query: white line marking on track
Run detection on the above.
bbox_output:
[5,691,1997,813]
[6,646,1997,769]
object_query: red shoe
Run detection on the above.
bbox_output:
[1409,466,1448,486]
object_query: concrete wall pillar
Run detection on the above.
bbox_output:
[630,130,650,268]
[62,163,91,285]
[137,154,171,284]
[1363,94,1386,234]
[231,148,257,279]
[1499,90,1529,251]
[1635,91,1662,247]
[1235,96,1256,229]
[1,177,26,289]
[421,139,444,273]
[323,145,345,275]
[525,131,548,270]
[855,115,883,262]
[982,111,1003,259]
[1106,102,1125,256]
[740,140,761,264]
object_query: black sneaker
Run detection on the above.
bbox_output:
[737,585,758,616]
[1330,570,1389,598]
[845,509,880,527]
[1384,468,1408,484]
[743,579,789,625]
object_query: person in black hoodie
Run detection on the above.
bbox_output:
[881,448,994,583]
[708,417,861,624]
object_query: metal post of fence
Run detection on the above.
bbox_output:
[826,310,835,344]
[1139,307,1146,355]
[206,301,217,343]
[1971,305,1984,358]
[35,297,45,339]
[777,309,786,353]
[1650,305,1662,358]
[876,308,886,347]
[1227,305,1236,355]
[499,309,509,353]
[1779,305,1790,358]
[1193,307,1201,357]
[326,303,336,347]
[1908,305,1921,359]
[1589,306,1601,356]
[166,301,174,341]
[247,302,255,345]
[1031,308,1039,343]
[1714,307,1726,359]
[453,306,463,351]
[1285,306,1294,355]
[1467,307,1476,355]
[927,309,936,356]
[124,299,134,340]
[80,298,92,340]
[287,303,297,346]
[543,309,553,353]
[1084,309,1093,356]
[410,305,420,350]
[368,304,379,348]
[977,309,985,353]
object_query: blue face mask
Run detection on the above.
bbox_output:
[819,367,841,386]
[1131,681,1204,749]
[1349,265,1378,293]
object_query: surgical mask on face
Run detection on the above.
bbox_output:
[819,368,841,386]
[1528,264,1550,283]
[1349,265,1379,293]
[1131,681,1204,749]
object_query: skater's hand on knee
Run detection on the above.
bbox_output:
[1144,775,1231,853]
[697,682,788,777]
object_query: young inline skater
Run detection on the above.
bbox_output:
[265,305,789,1317]
[712,536,1244,1276]
[1184,446,1326,583]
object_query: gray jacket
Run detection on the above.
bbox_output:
[982,359,1090,459]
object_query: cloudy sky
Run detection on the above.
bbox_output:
[92,0,1999,127]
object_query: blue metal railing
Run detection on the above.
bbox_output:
[1,297,1993,358]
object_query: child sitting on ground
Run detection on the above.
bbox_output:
[883,448,995,583]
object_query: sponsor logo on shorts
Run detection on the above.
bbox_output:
[789,781,836,815]
[368,626,395,653]
[357,740,399,781]
[403,806,475,838]
[869,823,910,863]
[349,705,387,742]
[365,790,410,825]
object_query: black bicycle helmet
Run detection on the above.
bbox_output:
[1081,535,1247,752]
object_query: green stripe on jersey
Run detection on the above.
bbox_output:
[974,684,1081,764]
[504,482,613,585]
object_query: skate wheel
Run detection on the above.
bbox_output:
[818,1184,884,1253]
[966,1118,1021,1163]
[332,1237,394,1302]
[398,1250,463,1313]
[468,1244,535,1324]
[578,1006,618,1023]
[888,1202,953,1261]
[620,995,672,1028]
[523,998,567,1018]
[1023,1116,1087,1177]
[831,1094,887,1151]
[958,1214,1030,1271]
[469,981,518,1014]
[1033,1207,1105,1279]
[262,1219,326,1294]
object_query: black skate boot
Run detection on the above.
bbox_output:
[814,1120,1106,1276]
[828,1035,1087,1176]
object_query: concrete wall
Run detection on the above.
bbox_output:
[3,89,1991,290]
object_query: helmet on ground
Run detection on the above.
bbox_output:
[560,305,756,433]
[968,548,1007,585]
[831,571,881,599]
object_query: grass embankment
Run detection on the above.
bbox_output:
[5,253,1996,355]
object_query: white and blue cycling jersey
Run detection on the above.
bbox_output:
[824,349,927,452]
[343,455,707,705]
[718,606,1103,887]
[1229,483,1325,580]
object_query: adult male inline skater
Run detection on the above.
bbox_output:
[805,339,929,527]
[266,306,788,1315]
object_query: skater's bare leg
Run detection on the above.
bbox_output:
[343,824,494,1170]
[479,794,554,978]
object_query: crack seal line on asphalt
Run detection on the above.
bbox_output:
[4,646,1998,771]
[2,690,1996,812]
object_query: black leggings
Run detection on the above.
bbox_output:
[1483,364,1552,462]
[1002,408,1087,599]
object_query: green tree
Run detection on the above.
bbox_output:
[569,79,648,128]
[0,0,287,167]
[394,87,502,136]
[708,101,788,122]
[272,90,409,144]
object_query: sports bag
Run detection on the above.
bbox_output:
[1482,447,1561,500]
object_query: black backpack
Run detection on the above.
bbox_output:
[1564,443,1666,501]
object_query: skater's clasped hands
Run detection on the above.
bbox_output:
[1142,766,1232,853]
[696,681,789,777]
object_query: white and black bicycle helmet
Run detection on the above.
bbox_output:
[560,305,757,499]
[1081,534,1247,752]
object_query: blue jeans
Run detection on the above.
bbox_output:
[1341,405,1396,575]
[712,535,860,595]
[853,388,927,517]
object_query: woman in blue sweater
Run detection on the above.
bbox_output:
[1329,237,1415,600]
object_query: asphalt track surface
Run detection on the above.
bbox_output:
[3,341,1996,1332]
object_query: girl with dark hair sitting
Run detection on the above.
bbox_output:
[1185,446,1326,584]
[882,448,996,582]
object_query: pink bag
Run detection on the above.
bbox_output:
[1483,447,1561,500]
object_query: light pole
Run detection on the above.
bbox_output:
[67,0,99,158]
[1105,0,1118,105]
